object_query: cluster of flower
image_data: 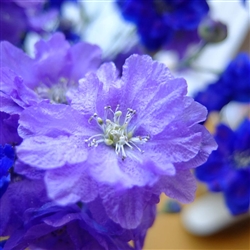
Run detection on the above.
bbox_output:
[194,53,250,215]
[0,32,218,249]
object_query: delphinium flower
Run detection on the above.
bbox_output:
[0,0,55,46]
[116,0,209,54]
[0,32,101,145]
[0,169,155,249]
[195,118,250,215]
[194,53,250,114]
[0,144,15,198]
[2,203,134,250]
[16,55,217,230]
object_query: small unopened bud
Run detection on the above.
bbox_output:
[198,18,227,43]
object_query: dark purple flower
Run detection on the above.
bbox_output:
[116,0,209,53]
[0,144,15,198]
[0,32,101,145]
[3,203,135,250]
[195,119,250,215]
[0,177,49,236]
[16,55,217,228]
[194,53,250,113]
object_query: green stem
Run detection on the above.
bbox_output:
[189,65,222,75]
[177,41,208,70]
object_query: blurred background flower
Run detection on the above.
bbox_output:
[195,119,250,215]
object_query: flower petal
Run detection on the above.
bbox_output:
[16,135,88,169]
[154,169,197,203]
[45,164,98,205]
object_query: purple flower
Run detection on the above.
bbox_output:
[0,0,46,45]
[0,177,49,236]
[3,203,135,250]
[0,144,15,198]
[16,55,217,228]
[194,53,250,113]
[116,0,209,52]
[195,119,250,215]
[0,32,101,145]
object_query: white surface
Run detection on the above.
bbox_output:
[181,192,250,236]
[81,1,138,58]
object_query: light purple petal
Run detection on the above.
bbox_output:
[34,33,70,86]
[136,77,187,134]
[154,169,197,203]
[175,124,218,169]
[87,145,129,188]
[174,96,208,127]
[64,42,102,82]
[45,165,98,205]
[1,42,36,87]
[120,54,175,113]
[71,73,102,115]
[0,67,40,110]
[18,102,94,139]
[0,92,22,114]
[16,135,88,169]
[148,126,202,163]
[100,186,152,229]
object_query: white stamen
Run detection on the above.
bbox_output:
[85,105,149,159]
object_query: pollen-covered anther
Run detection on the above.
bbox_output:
[85,105,149,159]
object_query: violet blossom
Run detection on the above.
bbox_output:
[0,0,56,46]
[116,0,209,54]
[0,32,101,145]
[0,172,155,249]
[195,119,250,215]
[194,53,250,113]
[16,55,217,229]
[3,203,134,250]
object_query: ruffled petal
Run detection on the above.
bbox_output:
[45,164,98,205]
[100,185,154,229]
[154,169,197,203]
[16,135,88,169]
[18,102,95,139]
[175,124,218,169]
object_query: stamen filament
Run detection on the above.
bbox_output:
[85,105,149,159]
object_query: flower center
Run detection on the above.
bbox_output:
[85,105,150,160]
[233,150,250,169]
[35,78,69,104]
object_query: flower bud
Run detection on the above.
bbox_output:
[198,18,227,43]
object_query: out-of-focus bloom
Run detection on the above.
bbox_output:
[194,53,250,113]
[196,119,250,215]
[0,177,48,236]
[198,17,227,43]
[0,144,15,198]
[116,0,209,53]
[3,203,134,250]
[0,0,53,46]
[0,32,101,145]
[0,172,156,249]
[16,55,217,228]
[0,0,82,46]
